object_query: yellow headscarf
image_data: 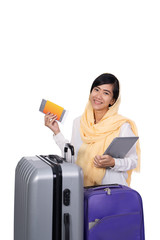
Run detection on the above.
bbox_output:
[76,96,140,187]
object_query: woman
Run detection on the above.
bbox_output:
[44,73,140,187]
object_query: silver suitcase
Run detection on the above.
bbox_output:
[14,144,84,240]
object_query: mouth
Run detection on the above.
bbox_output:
[93,99,103,105]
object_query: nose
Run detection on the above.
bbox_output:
[95,90,103,99]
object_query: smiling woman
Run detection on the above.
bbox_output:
[90,85,115,123]
[44,73,140,187]
[89,73,119,123]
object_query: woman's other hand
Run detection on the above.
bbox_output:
[94,155,115,168]
[44,112,60,135]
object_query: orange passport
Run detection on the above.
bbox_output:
[39,99,67,123]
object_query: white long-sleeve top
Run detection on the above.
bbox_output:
[53,116,138,186]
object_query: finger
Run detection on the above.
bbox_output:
[98,158,108,162]
[94,160,99,168]
[94,160,103,168]
[45,113,57,119]
[45,114,57,125]
[45,112,51,116]
[44,112,51,121]
[46,113,56,119]
[94,156,105,164]
[94,155,101,161]
[94,156,99,163]
[94,159,100,167]
[100,155,107,158]
[49,115,58,122]
[94,158,103,167]
[94,159,98,166]
[100,155,110,160]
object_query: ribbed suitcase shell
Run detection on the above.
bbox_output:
[84,184,145,240]
[14,155,84,240]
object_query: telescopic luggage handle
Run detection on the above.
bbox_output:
[64,143,74,155]
[64,143,74,163]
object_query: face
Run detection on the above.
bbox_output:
[90,84,115,112]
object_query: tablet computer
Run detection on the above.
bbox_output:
[103,137,139,158]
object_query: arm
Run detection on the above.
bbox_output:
[54,117,81,162]
[94,123,138,171]
[53,132,70,157]
[53,117,81,162]
[112,123,138,171]
[44,113,69,158]
[45,113,81,162]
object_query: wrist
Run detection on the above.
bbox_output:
[111,158,115,168]
[53,129,60,135]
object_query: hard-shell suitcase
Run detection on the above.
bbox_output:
[14,144,84,240]
[84,184,145,240]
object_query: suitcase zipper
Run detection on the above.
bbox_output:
[104,187,111,195]
[37,155,62,240]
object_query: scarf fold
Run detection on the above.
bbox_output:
[76,97,140,187]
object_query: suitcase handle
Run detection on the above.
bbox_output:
[64,143,74,163]
[39,155,65,164]
[48,155,64,163]
[64,143,74,155]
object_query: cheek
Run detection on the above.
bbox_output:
[103,95,111,102]
[103,96,114,106]
[89,92,95,100]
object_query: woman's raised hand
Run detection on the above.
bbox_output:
[44,112,60,135]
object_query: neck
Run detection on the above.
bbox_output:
[94,108,108,124]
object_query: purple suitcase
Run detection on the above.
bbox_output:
[84,184,145,240]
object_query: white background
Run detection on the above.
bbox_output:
[0,0,160,239]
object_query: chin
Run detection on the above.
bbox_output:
[92,104,105,111]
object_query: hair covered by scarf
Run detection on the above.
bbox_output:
[76,96,140,187]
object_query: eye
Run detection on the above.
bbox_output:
[94,88,99,92]
[104,92,109,95]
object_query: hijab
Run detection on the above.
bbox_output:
[76,96,140,186]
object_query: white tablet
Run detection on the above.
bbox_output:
[103,137,139,158]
